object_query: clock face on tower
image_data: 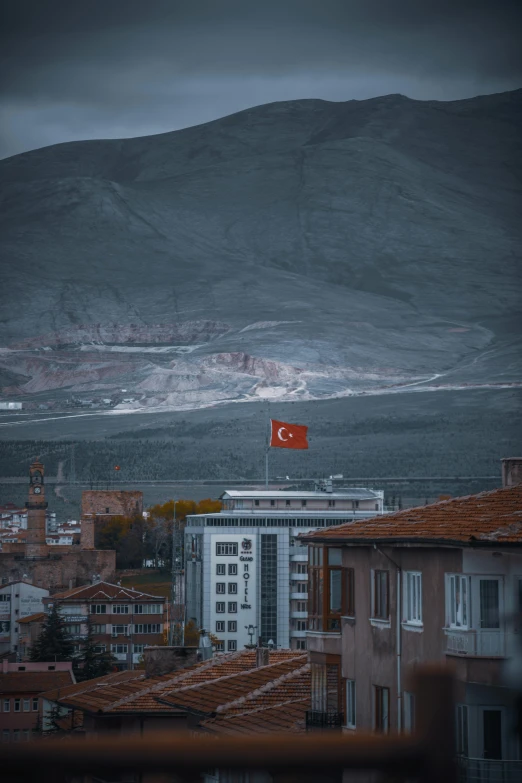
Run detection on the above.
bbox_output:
[33,486,41,495]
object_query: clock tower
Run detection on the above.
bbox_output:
[25,460,48,558]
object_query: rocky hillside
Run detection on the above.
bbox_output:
[0,90,521,411]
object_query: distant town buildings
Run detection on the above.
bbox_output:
[45,581,168,669]
[185,482,385,651]
[0,461,115,591]
[302,458,522,777]
[0,581,49,657]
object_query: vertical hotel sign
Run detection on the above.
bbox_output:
[210,533,257,648]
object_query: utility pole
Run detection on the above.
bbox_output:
[169,501,185,646]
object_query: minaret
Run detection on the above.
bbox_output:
[25,460,48,558]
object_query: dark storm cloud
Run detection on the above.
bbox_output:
[1,0,521,158]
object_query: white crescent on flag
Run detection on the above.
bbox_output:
[269,419,309,450]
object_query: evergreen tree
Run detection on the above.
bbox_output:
[74,624,115,682]
[30,605,74,662]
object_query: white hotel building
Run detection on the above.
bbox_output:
[184,485,384,651]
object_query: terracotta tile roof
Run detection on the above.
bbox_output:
[217,665,310,715]
[302,485,522,545]
[49,581,166,601]
[201,699,309,735]
[158,656,307,715]
[0,670,74,694]
[48,649,306,717]
[17,612,46,624]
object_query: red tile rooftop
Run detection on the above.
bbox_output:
[302,484,522,545]
[49,581,166,601]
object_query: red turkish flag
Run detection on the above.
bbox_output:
[270,419,308,449]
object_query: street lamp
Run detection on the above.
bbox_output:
[245,624,257,647]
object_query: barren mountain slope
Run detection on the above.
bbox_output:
[0,91,521,411]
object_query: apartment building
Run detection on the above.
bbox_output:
[44,581,168,669]
[0,661,74,743]
[185,484,384,651]
[0,581,49,656]
[302,459,522,781]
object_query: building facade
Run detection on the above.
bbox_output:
[45,581,168,669]
[0,661,74,743]
[302,461,522,780]
[185,486,384,651]
[0,582,49,656]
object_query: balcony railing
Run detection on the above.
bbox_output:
[458,756,522,782]
[445,628,506,657]
[306,710,344,730]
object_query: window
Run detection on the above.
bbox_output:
[23,699,30,712]
[215,621,225,633]
[456,704,469,756]
[344,568,355,616]
[228,583,238,594]
[133,644,145,653]
[134,604,162,614]
[228,640,237,651]
[373,571,389,620]
[133,624,161,634]
[255,500,259,506]
[404,572,422,624]
[228,564,238,576]
[328,500,335,507]
[228,621,237,632]
[216,564,226,576]
[105,507,110,513]
[296,601,307,612]
[214,640,224,652]
[0,595,10,602]
[112,605,130,614]
[216,542,238,556]
[295,639,307,650]
[295,620,307,631]
[3,698,9,712]
[23,730,30,742]
[112,624,129,636]
[32,698,38,711]
[14,699,21,712]
[2,729,9,742]
[285,499,291,507]
[270,499,275,507]
[228,602,237,613]
[13,730,20,743]
[90,604,106,614]
[301,500,307,507]
[346,680,356,728]
[111,644,128,654]
[374,686,389,733]
[90,624,105,634]
[404,692,415,733]
[216,602,225,614]
[66,624,82,635]
[353,500,359,509]
[297,583,308,593]
[447,575,469,628]
[294,563,308,574]
[94,644,106,653]
[216,583,226,594]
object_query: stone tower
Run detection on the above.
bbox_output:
[25,460,48,558]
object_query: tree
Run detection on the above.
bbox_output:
[74,624,115,682]
[30,605,74,662]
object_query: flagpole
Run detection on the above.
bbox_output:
[265,402,270,489]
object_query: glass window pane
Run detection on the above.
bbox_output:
[480,580,500,629]
[329,570,342,612]
[328,548,342,566]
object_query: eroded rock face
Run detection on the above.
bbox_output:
[1,91,521,412]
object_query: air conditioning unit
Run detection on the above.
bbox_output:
[111,632,118,638]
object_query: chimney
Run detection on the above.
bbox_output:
[256,647,269,667]
[501,458,522,487]
[2,659,8,674]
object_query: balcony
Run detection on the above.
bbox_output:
[290,611,307,619]
[458,756,522,782]
[305,710,344,731]
[445,629,506,657]
[290,592,308,600]
[289,572,308,581]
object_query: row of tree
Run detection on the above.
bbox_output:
[95,498,222,569]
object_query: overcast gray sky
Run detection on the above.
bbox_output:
[1,0,521,159]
